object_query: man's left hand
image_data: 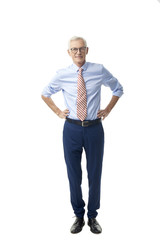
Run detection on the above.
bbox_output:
[97,109,110,120]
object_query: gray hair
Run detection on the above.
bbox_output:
[68,36,87,49]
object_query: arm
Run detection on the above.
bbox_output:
[41,95,69,119]
[99,65,124,120]
[97,95,120,120]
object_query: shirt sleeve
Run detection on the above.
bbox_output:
[102,65,124,97]
[41,71,62,97]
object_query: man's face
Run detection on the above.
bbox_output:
[68,39,88,67]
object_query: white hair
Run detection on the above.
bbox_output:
[68,36,87,49]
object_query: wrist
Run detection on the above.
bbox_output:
[105,106,111,113]
[55,109,61,116]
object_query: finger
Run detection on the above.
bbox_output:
[64,110,70,113]
[64,113,69,119]
[97,112,104,117]
[102,113,108,120]
[97,110,103,115]
[101,113,105,119]
[97,110,103,114]
[64,113,70,118]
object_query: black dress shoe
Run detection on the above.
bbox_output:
[88,218,102,234]
[70,217,85,234]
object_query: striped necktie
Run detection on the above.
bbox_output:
[77,68,87,121]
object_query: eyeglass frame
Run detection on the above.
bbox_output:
[70,47,87,53]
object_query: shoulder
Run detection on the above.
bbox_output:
[57,64,77,74]
[87,62,103,68]
[87,62,113,79]
[86,62,104,72]
[54,65,73,79]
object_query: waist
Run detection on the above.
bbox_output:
[66,117,101,127]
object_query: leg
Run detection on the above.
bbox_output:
[63,121,85,218]
[83,122,104,219]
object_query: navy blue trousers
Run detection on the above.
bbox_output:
[63,120,104,219]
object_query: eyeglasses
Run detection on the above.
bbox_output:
[70,47,87,54]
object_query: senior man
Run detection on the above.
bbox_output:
[41,36,123,234]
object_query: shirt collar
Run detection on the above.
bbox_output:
[71,62,88,72]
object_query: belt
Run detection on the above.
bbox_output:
[66,117,101,127]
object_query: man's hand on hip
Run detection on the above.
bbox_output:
[97,95,120,120]
[97,109,110,120]
[57,109,69,119]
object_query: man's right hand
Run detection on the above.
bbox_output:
[41,96,69,119]
[57,109,69,119]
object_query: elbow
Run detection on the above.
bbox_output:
[41,95,51,102]
[41,95,45,100]
[41,95,48,101]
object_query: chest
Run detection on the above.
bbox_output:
[61,73,102,95]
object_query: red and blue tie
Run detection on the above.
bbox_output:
[77,68,87,121]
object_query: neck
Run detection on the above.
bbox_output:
[74,61,85,68]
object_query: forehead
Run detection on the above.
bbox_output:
[70,39,85,48]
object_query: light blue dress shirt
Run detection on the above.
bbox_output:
[42,62,123,120]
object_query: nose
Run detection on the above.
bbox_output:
[77,49,82,54]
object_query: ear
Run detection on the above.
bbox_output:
[86,47,89,55]
[67,49,71,57]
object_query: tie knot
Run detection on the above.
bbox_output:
[79,68,83,73]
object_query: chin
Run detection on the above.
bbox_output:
[73,58,85,66]
[76,59,84,63]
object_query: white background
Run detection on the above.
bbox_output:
[0,0,160,239]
